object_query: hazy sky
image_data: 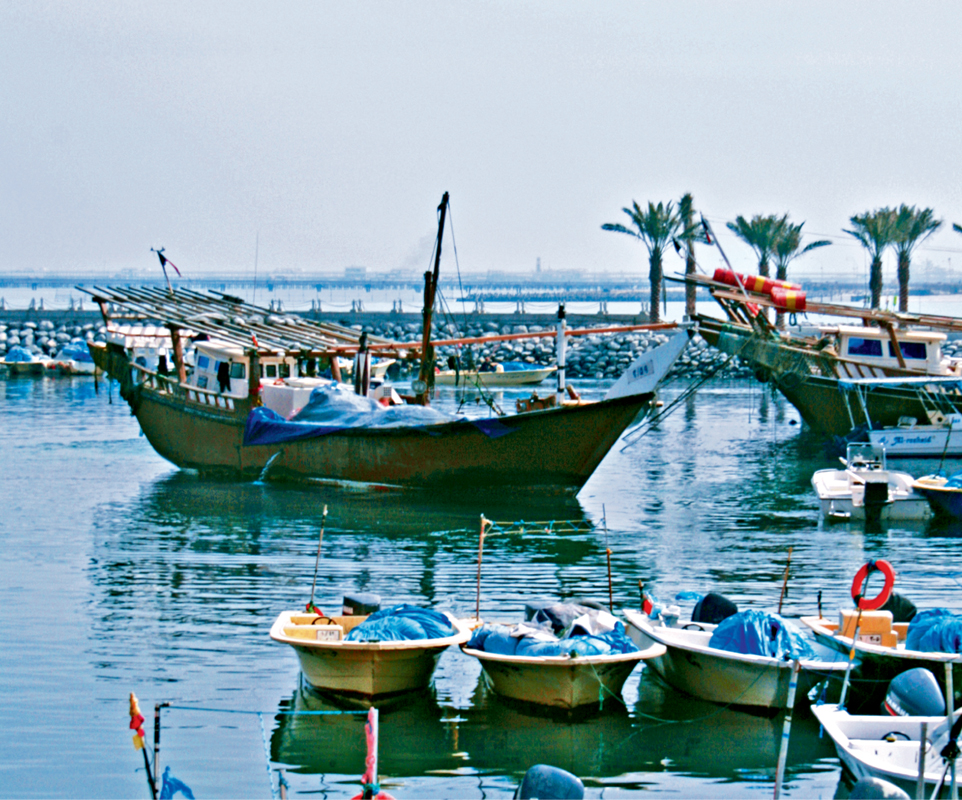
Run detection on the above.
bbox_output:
[3,2,962,282]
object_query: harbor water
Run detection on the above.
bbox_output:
[3,372,962,798]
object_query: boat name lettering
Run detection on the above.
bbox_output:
[630,360,654,380]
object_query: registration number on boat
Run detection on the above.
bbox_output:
[315,626,343,642]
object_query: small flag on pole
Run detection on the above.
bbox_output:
[129,692,146,750]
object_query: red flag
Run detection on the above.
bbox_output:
[158,251,181,277]
[129,692,146,750]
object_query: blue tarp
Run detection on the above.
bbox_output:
[57,342,95,363]
[466,621,640,657]
[708,610,815,660]
[243,383,517,446]
[344,604,457,642]
[4,346,35,362]
[906,608,962,653]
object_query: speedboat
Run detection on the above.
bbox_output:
[811,443,930,522]
[434,363,557,387]
[623,606,848,710]
[270,604,472,700]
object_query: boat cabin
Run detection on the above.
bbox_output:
[818,325,961,375]
[187,340,298,398]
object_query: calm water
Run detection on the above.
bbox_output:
[4,374,962,799]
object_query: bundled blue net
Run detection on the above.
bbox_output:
[708,610,815,660]
[344,604,456,642]
[466,620,639,657]
[906,609,962,653]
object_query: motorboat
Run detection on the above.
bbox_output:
[914,472,962,520]
[433,363,557,387]
[812,701,962,796]
[270,607,471,700]
[622,608,848,710]
[811,443,931,522]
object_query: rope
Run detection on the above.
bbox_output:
[258,712,279,800]
[164,705,368,716]
[482,519,595,537]
[619,351,741,451]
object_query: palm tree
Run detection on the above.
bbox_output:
[892,205,942,313]
[602,200,682,323]
[678,193,698,317]
[726,214,787,278]
[844,208,895,310]
[772,221,831,327]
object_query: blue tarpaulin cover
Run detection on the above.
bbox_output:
[344,604,457,642]
[466,621,639,657]
[4,346,35,362]
[906,608,962,653]
[243,383,517,446]
[708,610,815,660]
[57,342,95,363]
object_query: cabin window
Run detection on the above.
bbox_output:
[230,362,246,379]
[280,363,291,378]
[265,364,277,378]
[197,376,208,389]
[889,341,928,360]
[197,354,210,370]
[847,338,883,357]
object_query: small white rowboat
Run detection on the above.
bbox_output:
[270,610,472,698]
[461,640,666,710]
[623,609,849,709]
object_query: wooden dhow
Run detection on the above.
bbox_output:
[81,197,689,491]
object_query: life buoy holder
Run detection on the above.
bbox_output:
[850,559,895,610]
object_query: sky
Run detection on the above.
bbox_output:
[2,1,962,283]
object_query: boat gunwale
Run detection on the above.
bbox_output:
[269,611,472,652]
[624,609,850,671]
[800,615,962,664]
[459,641,665,667]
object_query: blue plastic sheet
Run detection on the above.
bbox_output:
[906,608,962,653]
[466,621,639,657]
[4,346,35,362]
[57,342,95,363]
[243,383,517,446]
[708,610,815,660]
[344,604,456,642]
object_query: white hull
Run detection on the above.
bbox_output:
[270,611,472,698]
[604,330,690,400]
[434,366,557,387]
[811,466,931,521]
[461,641,665,710]
[812,703,962,795]
[623,610,849,709]
[869,425,962,457]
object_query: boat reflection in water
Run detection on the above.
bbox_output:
[270,669,836,792]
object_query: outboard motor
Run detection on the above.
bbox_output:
[342,593,381,616]
[691,593,738,625]
[515,765,584,800]
[883,668,945,717]
[862,480,890,526]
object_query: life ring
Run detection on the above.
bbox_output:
[850,559,895,610]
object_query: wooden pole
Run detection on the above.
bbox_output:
[773,660,801,799]
[777,546,793,615]
[603,505,613,612]
[476,515,487,621]
[309,505,328,610]
[416,192,449,404]
[917,721,928,800]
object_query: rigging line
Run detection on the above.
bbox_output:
[445,201,471,335]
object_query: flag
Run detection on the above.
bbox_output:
[306,601,323,615]
[129,692,146,750]
[157,249,181,277]
[251,333,259,348]
[642,594,654,616]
